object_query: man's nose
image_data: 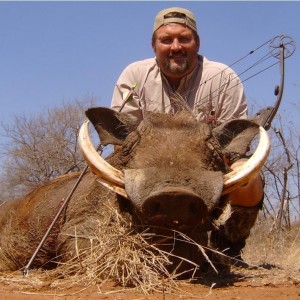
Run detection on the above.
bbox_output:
[170,39,182,51]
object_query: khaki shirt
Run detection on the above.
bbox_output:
[111,55,247,124]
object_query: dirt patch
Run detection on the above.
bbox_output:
[0,265,299,300]
[0,280,299,300]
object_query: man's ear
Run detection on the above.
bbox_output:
[85,107,138,146]
[196,35,200,51]
[151,34,157,53]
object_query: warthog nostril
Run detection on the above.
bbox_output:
[146,200,161,217]
[189,202,204,218]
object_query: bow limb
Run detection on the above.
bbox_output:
[251,35,295,131]
[262,40,285,130]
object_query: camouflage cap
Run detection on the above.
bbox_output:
[153,7,197,33]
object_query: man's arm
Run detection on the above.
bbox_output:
[110,61,145,120]
[215,68,248,124]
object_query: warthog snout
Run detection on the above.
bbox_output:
[143,186,208,230]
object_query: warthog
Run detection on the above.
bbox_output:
[0,105,269,274]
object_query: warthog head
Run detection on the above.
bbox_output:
[79,106,269,233]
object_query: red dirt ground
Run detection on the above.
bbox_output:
[0,282,299,300]
[0,267,299,300]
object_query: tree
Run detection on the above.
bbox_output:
[0,97,97,201]
[248,100,300,226]
[259,109,300,228]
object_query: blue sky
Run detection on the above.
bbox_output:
[0,1,299,160]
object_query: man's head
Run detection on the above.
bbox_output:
[151,7,200,86]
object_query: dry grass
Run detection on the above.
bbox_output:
[0,208,299,296]
[0,204,185,295]
[242,217,300,285]
[45,206,184,294]
[244,218,300,269]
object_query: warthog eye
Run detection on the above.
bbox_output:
[206,139,227,172]
[121,131,140,161]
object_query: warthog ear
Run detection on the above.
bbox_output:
[212,119,260,162]
[85,107,138,146]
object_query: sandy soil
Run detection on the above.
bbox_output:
[0,266,299,300]
[0,283,299,300]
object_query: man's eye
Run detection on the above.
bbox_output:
[159,37,173,45]
[179,38,191,44]
[160,38,172,44]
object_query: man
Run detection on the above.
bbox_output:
[111,7,264,264]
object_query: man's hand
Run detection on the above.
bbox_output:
[226,158,264,207]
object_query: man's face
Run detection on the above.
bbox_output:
[152,23,200,80]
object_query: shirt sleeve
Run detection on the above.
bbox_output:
[215,69,248,124]
[111,64,143,121]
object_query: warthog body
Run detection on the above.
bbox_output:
[0,107,267,274]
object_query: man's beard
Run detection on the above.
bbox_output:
[165,52,190,74]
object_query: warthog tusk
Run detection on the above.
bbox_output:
[78,120,128,198]
[222,126,270,195]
